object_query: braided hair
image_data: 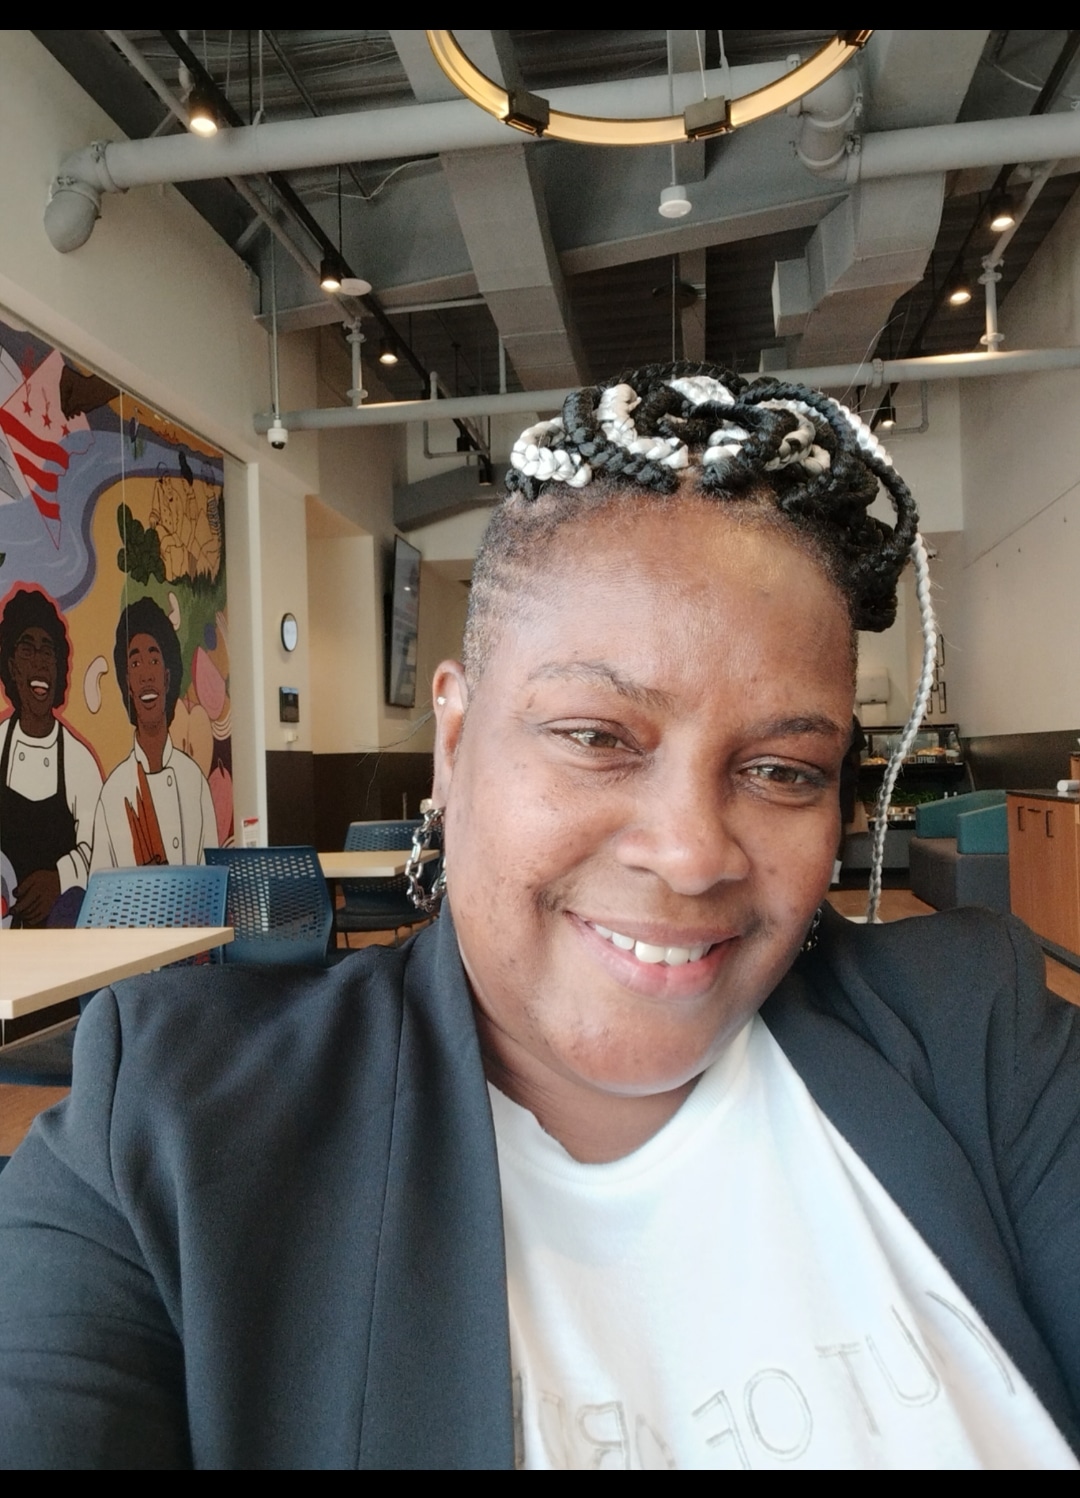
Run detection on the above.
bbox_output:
[494,360,916,633]
[464,361,937,922]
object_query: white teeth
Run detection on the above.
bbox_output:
[589,923,712,966]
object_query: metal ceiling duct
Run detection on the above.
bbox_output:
[44,47,1080,253]
[253,346,1080,432]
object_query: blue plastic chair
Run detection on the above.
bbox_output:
[0,864,228,1088]
[336,820,441,946]
[78,865,229,945]
[205,846,334,965]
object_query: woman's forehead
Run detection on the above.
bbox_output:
[483,502,854,697]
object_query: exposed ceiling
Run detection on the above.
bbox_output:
[32,29,1080,418]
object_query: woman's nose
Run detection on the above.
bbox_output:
[612,766,751,896]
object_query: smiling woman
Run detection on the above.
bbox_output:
[0,364,1079,1470]
[436,500,855,1161]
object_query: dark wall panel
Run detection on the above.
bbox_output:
[964,730,1080,792]
[266,750,316,846]
[314,752,434,851]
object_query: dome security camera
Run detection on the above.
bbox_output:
[268,418,289,450]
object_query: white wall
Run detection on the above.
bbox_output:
[308,523,382,755]
[0,32,328,833]
[883,379,963,534]
[222,457,267,838]
[0,33,318,487]
[0,32,473,829]
[950,185,1080,734]
[260,473,312,753]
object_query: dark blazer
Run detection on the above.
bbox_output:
[0,904,1078,1467]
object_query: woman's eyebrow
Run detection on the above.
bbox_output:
[744,714,849,743]
[526,660,676,710]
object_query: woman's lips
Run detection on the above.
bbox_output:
[588,921,711,967]
[568,913,738,999]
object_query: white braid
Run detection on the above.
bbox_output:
[510,417,593,488]
[701,423,751,465]
[866,531,938,923]
[701,407,832,480]
[667,374,737,409]
[825,398,895,470]
[510,376,896,493]
[597,384,688,470]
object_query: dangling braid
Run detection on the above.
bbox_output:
[476,361,937,913]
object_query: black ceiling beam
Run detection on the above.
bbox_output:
[158,28,474,438]
[899,29,1080,360]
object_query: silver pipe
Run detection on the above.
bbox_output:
[253,347,1080,432]
[979,159,1058,352]
[843,111,1080,183]
[104,30,320,285]
[51,65,758,193]
[795,70,860,172]
[987,159,1058,267]
[269,233,280,419]
[55,58,1080,198]
[980,264,1003,352]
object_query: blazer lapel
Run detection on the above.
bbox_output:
[357,909,515,1469]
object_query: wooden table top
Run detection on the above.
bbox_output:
[0,926,233,1020]
[318,849,437,880]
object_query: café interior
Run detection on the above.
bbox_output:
[3,29,1080,1155]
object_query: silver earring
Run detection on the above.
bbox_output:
[801,908,822,953]
[406,798,447,913]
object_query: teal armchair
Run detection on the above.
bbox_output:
[910,790,1010,911]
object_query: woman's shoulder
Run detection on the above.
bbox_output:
[766,902,1080,1128]
[814,901,1049,1028]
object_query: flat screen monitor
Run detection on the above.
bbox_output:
[387,535,421,708]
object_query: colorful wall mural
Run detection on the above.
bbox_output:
[0,311,232,927]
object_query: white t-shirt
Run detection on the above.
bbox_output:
[490,1017,1077,1470]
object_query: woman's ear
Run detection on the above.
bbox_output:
[431,660,468,806]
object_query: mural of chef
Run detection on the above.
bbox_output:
[0,587,103,926]
[89,596,217,871]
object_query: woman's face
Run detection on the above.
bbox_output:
[433,500,854,1136]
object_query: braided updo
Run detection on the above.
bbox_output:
[496,361,915,631]
[462,362,936,922]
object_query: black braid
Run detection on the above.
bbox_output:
[467,361,921,677]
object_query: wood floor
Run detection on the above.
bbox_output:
[3,896,1079,1158]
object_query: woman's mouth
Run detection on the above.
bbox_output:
[587,921,712,967]
[570,913,739,1000]
[29,679,50,698]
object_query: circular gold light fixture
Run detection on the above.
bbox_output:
[426,31,873,145]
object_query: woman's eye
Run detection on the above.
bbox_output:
[564,727,624,750]
[746,762,825,788]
